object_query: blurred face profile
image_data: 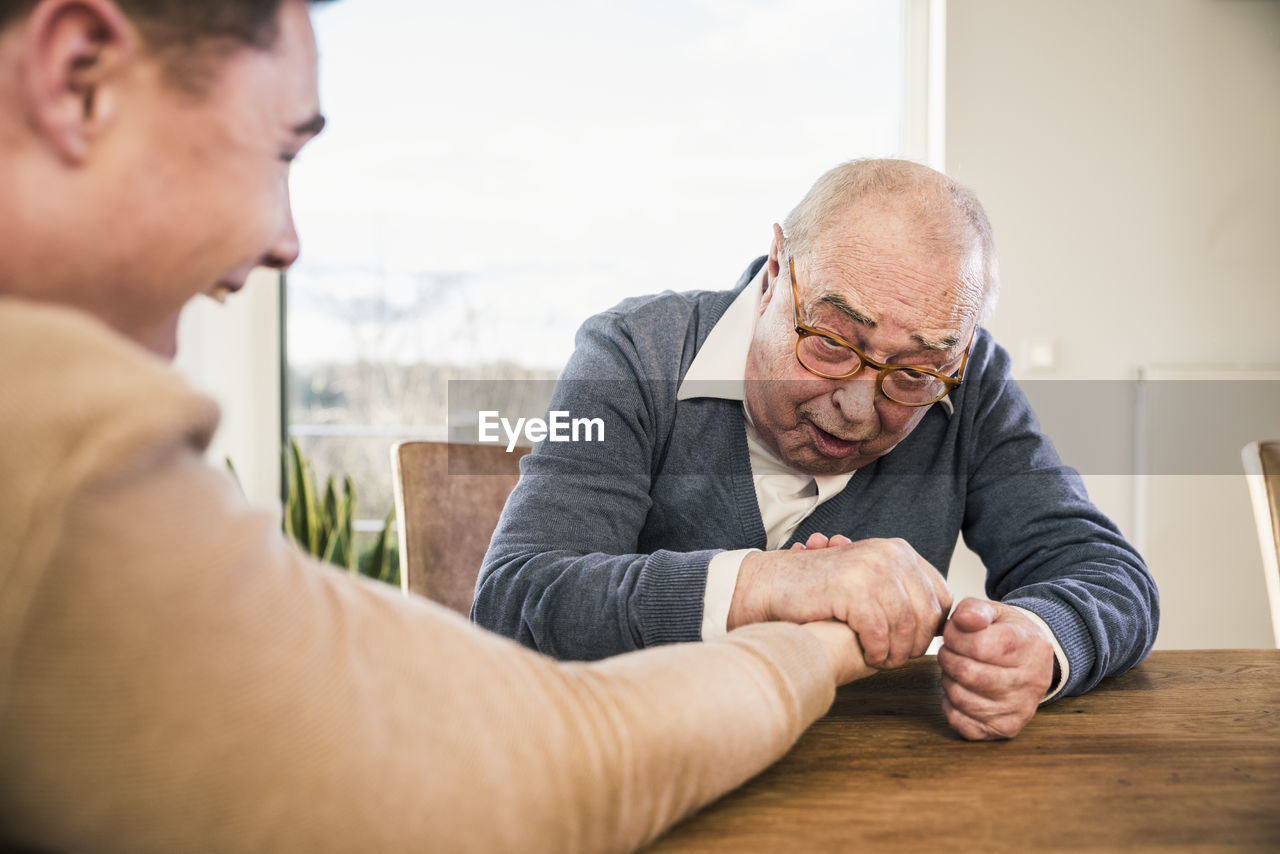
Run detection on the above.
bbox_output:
[120,0,323,355]
[0,0,324,357]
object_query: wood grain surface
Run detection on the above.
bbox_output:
[647,650,1280,853]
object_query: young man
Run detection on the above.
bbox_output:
[0,1,869,850]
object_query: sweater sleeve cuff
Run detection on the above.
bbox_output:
[635,549,725,647]
[1002,595,1097,699]
[701,549,760,641]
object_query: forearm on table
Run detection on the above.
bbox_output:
[2,451,832,854]
[544,624,835,852]
[474,546,721,659]
[963,358,1158,684]
[1000,561,1158,697]
[965,468,1157,694]
[475,430,669,657]
[970,487,1157,694]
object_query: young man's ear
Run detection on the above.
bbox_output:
[21,0,137,163]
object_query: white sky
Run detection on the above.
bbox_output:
[287,0,905,369]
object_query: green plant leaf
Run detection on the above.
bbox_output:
[300,451,321,556]
[284,441,301,544]
[283,440,397,587]
[377,507,395,583]
[321,477,339,559]
[342,476,357,572]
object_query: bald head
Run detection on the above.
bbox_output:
[782,159,1000,322]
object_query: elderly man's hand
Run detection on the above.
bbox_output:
[729,535,953,669]
[938,598,1056,741]
[788,531,853,551]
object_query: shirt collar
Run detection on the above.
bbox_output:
[676,267,764,402]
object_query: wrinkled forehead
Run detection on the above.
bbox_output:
[795,209,984,345]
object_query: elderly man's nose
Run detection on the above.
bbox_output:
[831,370,878,417]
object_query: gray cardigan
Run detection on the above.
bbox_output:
[474,258,1159,698]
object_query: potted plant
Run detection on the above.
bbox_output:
[283,439,399,586]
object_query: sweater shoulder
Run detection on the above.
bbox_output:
[0,299,219,464]
[591,287,735,343]
[968,326,1012,379]
[949,327,1018,416]
[0,300,221,646]
[573,288,739,383]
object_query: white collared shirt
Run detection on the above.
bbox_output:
[677,267,1068,700]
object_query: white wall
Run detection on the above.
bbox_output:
[943,0,1280,647]
[172,268,283,516]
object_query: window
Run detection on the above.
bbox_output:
[286,0,921,537]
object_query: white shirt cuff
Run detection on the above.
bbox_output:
[701,549,759,641]
[1006,604,1070,703]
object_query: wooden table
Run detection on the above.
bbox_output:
[648,650,1280,853]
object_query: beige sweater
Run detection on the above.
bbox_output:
[0,299,835,853]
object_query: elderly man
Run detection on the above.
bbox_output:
[475,159,1159,740]
[0,1,874,850]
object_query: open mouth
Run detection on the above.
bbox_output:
[807,421,858,457]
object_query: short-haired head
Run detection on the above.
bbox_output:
[0,0,331,357]
[782,158,1000,324]
[0,0,332,95]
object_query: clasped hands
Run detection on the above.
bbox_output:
[728,532,1055,740]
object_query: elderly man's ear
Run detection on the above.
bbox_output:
[767,222,785,279]
[758,222,787,312]
[21,0,137,164]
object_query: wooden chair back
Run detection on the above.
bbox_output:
[1243,440,1280,647]
[391,441,529,616]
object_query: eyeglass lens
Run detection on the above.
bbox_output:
[796,334,947,405]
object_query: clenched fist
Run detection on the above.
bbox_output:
[938,598,1056,740]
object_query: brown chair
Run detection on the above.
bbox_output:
[391,441,530,615]
[1242,441,1280,647]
